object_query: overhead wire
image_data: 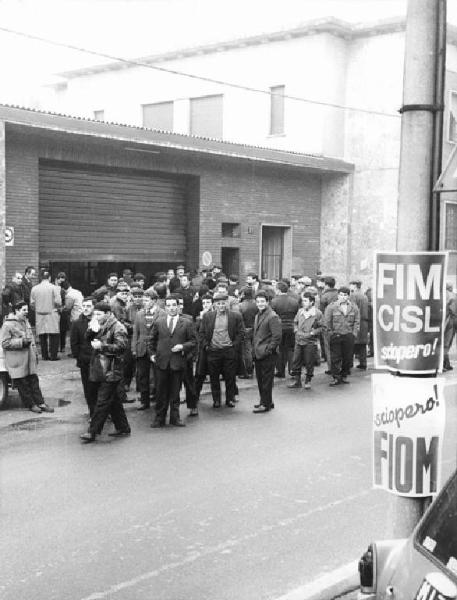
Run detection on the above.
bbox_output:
[0,24,401,119]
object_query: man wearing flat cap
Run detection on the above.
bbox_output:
[198,291,244,408]
[110,282,134,401]
[80,301,130,442]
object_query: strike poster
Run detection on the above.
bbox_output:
[374,252,448,374]
[372,374,445,497]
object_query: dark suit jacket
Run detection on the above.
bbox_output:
[149,315,196,371]
[132,307,166,357]
[198,309,244,352]
[253,306,282,360]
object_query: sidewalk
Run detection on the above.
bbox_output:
[0,355,262,431]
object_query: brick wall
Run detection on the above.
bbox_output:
[4,127,331,285]
[5,136,39,283]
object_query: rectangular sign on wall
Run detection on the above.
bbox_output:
[374,252,447,374]
[372,374,445,497]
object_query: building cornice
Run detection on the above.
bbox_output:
[56,16,410,80]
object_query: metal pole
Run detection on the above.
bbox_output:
[389,0,444,537]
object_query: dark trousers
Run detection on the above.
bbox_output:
[354,343,367,368]
[207,346,237,404]
[59,311,70,351]
[330,333,355,379]
[255,354,276,409]
[123,345,135,389]
[291,343,317,379]
[242,328,254,376]
[80,363,98,417]
[136,355,153,405]
[154,366,183,424]
[14,374,44,408]
[276,329,295,376]
[89,380,130,435]
[39,333,59,360]
[183,359,197,409]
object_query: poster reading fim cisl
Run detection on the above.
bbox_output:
[374,252,448,375]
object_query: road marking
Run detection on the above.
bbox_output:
[273,560,359,600]
[79,490,369,600]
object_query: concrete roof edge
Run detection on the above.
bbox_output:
[55,16,409,80]
[0,104,354,174]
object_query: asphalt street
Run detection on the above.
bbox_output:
[1,364,456,600]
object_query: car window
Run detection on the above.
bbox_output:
[416,471,457,579]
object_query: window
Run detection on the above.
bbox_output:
[270,85,285,135]
[142,101,174,131]
[449,91,457,143]
[445,202,457,250]
[93,109,104,121]
[190,94,223,138]
[221,222,241,238]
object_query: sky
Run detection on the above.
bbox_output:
[0,0,451,105]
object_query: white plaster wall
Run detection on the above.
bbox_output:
[46,33,352,157]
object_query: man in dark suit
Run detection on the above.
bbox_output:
[198,291,244,408]
[148,294,196,428]
[252,290,282,413]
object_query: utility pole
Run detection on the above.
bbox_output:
[390,0,446,537]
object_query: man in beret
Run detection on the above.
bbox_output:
[198,291,244,408]
[80,301,130,442]
[324,286,360,386]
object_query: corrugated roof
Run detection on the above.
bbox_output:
[0,103,354,174]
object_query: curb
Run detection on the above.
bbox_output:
[275,561,359,600]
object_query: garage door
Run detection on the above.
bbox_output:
[39,160,187,262]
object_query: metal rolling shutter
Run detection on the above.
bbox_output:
[39,160,187,262]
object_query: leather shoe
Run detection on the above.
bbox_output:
[225,401,236,408]
[254,403,274,409]
[189,408,199,417]
[329,379,341,386]
[49,357,61,361]
[253,405,270,413]
[170,420,186,427]
[80,432,96,443]
[38,403,54,413]
[151,421,164,428]
[213,400,221,408]
[108,430,131,437]
[29,405,42,414]
[356,365,367,370]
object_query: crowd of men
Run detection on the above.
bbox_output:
[0,264,377,443]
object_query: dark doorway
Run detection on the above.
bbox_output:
[46,262,177,295]
[261,226,284,280]
[221,248,240,277]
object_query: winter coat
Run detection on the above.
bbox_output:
[0,316,38,378]
[319,288,339,316]
[132,307,166,357]
[198,310,245,353]
[252,306,282,360]
[86,314,128,383]
[324,301,360,338]
[65,287,84,322]
[271,294,299,332]
[70,314,93,368]
[30,280,62,335]
[350,291,369,344]
[238,299,258,329]
[294,307,323,346]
